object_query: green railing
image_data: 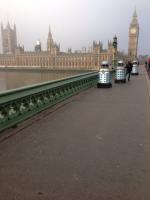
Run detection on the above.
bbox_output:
[0,71,98,132]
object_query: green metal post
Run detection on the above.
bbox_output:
[112,35,118,70]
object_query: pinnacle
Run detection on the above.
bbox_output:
[133,7,137,18]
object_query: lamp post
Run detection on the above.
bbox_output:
[112,35,118,70]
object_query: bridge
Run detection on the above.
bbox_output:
[0,67,150,200]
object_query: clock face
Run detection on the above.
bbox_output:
[131,28,136,34]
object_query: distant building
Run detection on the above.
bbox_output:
[0,10,139,69]
[128,9,139,60]
[1,22,17,54]
[0,25,114,70]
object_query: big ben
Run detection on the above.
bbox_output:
[128,9,139,60]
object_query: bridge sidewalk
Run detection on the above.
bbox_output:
[0,67,150,200]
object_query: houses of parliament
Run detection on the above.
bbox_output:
[0,10,139,70]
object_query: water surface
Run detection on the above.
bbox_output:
[0,69,89,93]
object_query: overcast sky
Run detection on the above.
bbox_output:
[0,0,149,55]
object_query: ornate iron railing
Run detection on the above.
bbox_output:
[0,71,98,132]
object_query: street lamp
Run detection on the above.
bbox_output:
[112,35,118,70]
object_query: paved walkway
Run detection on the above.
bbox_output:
[0,67,150,200]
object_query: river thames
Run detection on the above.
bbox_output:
[0,68,89,93]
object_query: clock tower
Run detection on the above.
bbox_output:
[128,9,139,60]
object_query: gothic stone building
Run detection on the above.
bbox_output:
[0,25,114,70]
[0,10,139,69]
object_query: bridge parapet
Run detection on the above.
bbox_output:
[0,72,98,132]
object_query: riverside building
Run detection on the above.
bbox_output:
[0,10,139,69]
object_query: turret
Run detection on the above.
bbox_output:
[1,22,17,54]
[35,40,42,53]
[93,40,102,54]
[7,21,11,29]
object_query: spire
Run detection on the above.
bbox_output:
[7,21,10,29]
[47,25,54,51]
[132,8,138,25]
[48,25,52,39]
[133,7,137,18]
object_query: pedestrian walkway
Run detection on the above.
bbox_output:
[0,67,150,200]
